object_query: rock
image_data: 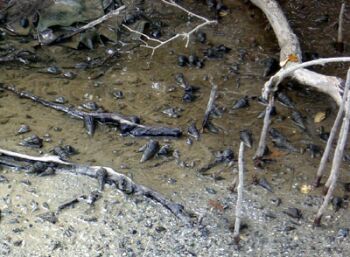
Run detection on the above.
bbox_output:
[283,207,302,219]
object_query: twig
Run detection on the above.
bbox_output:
[0,147,194,226]
[46,5,126,44]
[233,141,245,245]
[201,78,218,132]
[313,68,350,187]
[123,0,217,56]
[254,95,274,159]
[314,68,350,226]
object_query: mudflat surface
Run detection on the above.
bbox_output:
[1,1,350,256]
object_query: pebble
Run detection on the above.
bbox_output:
[283,207,302,219]
[337,228,349,238]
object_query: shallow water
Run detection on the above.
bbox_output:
[1,1,350,256]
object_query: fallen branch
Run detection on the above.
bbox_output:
[123,0,217,56]
[314,68,350,226]
[46,5,126,44]
[233,141,245,245]
[0,84,182,137]
[0,147,194,226]
[201,78,218,132]
[250,0,349,106]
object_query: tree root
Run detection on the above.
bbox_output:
[0,84,182,138]
[0,147,195,227]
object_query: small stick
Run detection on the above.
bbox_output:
[313,67,350,187]
[314,68,350,226]
[233,141,245,245]
[335,3,346,52]
[254,94,274,160]
[201,78,218,132]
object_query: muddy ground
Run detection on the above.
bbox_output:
[1,1,350,256]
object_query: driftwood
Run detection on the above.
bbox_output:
[0,84,182,137]
[0,148,194,226]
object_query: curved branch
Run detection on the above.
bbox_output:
[250,0,348,105]
[0,148,194,226]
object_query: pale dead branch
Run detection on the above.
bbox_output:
[0,147,194,226]
[250,0,349,106]
[336,2,346,51]
[314,69,350,226]
[313,68,350,187]
[254,95,274,159]
[43,5,126,44]
[233,141,245,245]
[123,0,217,56]
[201,77,218,132]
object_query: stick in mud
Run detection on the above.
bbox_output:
[254,95,274,160]
[233,141,244,245]
[0,84,182,138]
[313,67,350,187]
[0,147,194,226]
[314,69,350,226]
[201,78,218,132]
[335,3,345,52]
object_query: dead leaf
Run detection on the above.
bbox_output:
[208,199,225,212]
[314,111,326,123]
[268,149,287,158]
[280,53,299,67]
[300,184,312,194]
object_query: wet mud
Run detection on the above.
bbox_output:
[1,1,350,256]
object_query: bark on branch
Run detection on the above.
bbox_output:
[250,0,349,105]
[0,147,194,226]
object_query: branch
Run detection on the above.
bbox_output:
[254,95,274,159]
[0,84,182,137]
[0,147,194,226]
[262,57,350,103]
[313,67,350,187]
[250,0,349,106]
[123,0,217,56]
[233,141,245,245]
[46,5,126,44]
[201,77,218,132]
[336,2,345,51]
[314,68,350,226]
